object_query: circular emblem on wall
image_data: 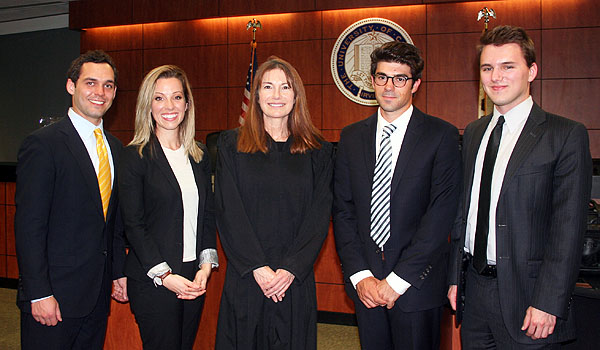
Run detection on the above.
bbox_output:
[330,18,413,106]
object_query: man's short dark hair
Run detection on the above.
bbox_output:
[66,50,118,85]
[370,41,424,81]
[478,25,536,67]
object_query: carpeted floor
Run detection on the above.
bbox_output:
[0,288,360,350]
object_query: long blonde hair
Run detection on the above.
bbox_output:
[129,64,203,162]
[237,56,322,154]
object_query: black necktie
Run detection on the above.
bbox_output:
[473,116,505,273]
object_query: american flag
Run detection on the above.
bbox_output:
[239,43,257,125]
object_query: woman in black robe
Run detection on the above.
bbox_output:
[215,56,333,350]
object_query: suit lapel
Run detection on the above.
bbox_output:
[151,136,183,197]
[59,117,104,218]
[362,113,378,183]
[499,103,547,198]
[390,108,424,196]
[463,116,491,213]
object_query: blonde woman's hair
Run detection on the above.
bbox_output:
[129,64,203,162]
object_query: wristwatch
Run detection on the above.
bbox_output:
[153,270,172,286]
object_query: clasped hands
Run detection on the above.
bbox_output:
[253,266,295,303]
[357,276,400,309]
[163,263,212,300]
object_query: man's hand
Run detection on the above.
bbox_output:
[112,277,128,302]
[447,285,457,311]
[521,306,557,340]
[376,279,400,309]
[356,276,386,308]
[31,296,62,326]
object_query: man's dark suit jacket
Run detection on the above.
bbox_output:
[15,116,126,318]
[334,107,461,311]
[449,103,592,343]
[117,136,216,297]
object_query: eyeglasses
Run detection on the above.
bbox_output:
[373,74,415,88]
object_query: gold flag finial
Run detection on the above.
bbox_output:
[477,7,496,31]
[246,18,262,44]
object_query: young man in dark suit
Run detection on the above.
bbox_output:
[15,50,128,350]
[448,25,592,348]
[334,41,461,349]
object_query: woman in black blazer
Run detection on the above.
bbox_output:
[118,65,218,350]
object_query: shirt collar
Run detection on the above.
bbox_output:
[492,96,533,134]
[68,107,104,138]
[377,104,413,131]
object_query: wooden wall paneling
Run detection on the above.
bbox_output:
[132,0,219,24]
[0,254,5,278]
[143,45,228,88]
[306,85,323,129]
[426,81,479,129]
[0,182,4,204]
[541,79,600,128]
[541,28,600,79]
[322,85,378,129]
[321,4,427,39]
[69,0,133,29]
[426,32,481,82]
[104,90,137,132]
[588,130,600,159]
[439,307,460,350]
[427,0,541,34]
[530,80,541,108]
[80,25,142,52]
[109,131,135,145]
[316,283,355,313]
[227,40,323,86]
[0,204,5,256]
[314,224,344,284]
[195,235,228,349]
[542,0,600,29]
[219,0,316,17]
[6,182,15,205]
[413,80,427,114]
[193,88,229,131]
[227,87,246,129]
[321,129,342,142]
[6,206,15,256]
[195,130,222,144]
[317,0,420,11]
[322,39,336,85]
[6,255,18,279]
[227,12,323,45]
[104,301,142,350]
[106,50,144,92]
[143,18,228,50]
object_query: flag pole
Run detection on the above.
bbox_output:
[239,19,262,125]
[477,7,496,119]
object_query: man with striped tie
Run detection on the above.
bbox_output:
[15,50,127,350]
[334,41,461,349]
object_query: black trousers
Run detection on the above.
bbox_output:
[20,269,111,350]
[128,261,206,350]
[461,264,559,350]
[353,294,441,350]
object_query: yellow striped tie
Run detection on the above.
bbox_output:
[94,128,111,220]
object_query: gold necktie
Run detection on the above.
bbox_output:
[94,128,111,220]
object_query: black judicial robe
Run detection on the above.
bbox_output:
[214,129,333,350]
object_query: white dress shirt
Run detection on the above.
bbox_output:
[465,96,533,264]
[350,106,414,295]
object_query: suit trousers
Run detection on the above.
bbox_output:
[20,264,110,350]
[129,261,205,350]
[461,264,559,350]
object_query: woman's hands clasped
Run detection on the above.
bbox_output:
[163,263,212,299]
[253,266,295,303]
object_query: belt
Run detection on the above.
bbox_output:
[466,253,497,278]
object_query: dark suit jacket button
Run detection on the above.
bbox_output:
[375,248,381,254]
[102,250,108,256]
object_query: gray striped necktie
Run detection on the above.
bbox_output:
[371,124,397,250]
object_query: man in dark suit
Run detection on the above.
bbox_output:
[334,41,461,349]
[15,50,128,350]
[448,25,591,348]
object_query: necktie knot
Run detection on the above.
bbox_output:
[496,115,505,127]
[382,124,397,139]
[93,128,102,139]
